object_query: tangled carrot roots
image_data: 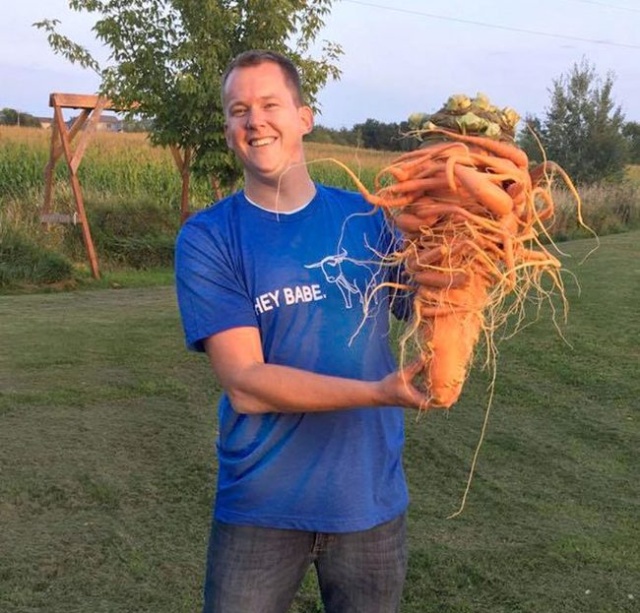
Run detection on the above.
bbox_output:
[332,96,591,410]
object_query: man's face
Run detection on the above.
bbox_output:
[223,61,313,184]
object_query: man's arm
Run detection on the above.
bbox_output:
[204,326,429,415]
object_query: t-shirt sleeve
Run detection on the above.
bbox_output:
[175,219,258,352]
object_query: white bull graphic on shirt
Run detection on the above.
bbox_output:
[306,249,380,310]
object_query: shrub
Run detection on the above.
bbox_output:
[0,231,74,288]
[85,201,180,269]
[550,180,640,241]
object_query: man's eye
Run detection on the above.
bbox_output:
[231,108,247,117]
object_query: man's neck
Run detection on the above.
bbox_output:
[244,170,316,212]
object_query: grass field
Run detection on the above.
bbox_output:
[1,230,638,612]
[2,125,639,289]
[0,125,395,208]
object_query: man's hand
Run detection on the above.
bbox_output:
[377,357,432,411]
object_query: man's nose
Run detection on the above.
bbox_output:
[245,107,266,128]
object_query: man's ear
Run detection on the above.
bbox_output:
[299,105,314,136]
[223,122,232,148]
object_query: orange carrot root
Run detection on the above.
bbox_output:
[423,308,484,408]
[327,121,588,414]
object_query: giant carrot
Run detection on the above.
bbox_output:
[334,92,592,411]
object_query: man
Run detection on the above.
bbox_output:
[175,49,428,613]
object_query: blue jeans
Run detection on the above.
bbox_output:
[202,513,408,613]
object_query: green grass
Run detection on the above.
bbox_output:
[1,232,639,612]
[2,126,640,287]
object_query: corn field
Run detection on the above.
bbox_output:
[0,126,395,210]
[1,125,639,286]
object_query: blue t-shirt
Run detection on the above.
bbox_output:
[175,184,409,532]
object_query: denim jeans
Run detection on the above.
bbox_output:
[202,513,408,613]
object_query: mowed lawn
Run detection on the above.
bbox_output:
[0,232,638,613]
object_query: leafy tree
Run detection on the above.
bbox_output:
[528,58,628,184]
[307,124,343,145]
[0,108,42,127]
[516,114,544,163]
[622,121,640,165]
[35,0,342,207]
[349,119,418,152]
[353,119,388,150]
[121,117,155,133]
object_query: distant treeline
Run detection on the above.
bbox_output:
[0,106,421,150]
[4,106,640,176]
[307,119,422,152]
[308,117,640,170]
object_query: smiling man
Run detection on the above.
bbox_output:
[222,58,315,210]
[175,50,428,613]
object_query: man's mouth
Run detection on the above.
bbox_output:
[249,137,276,147]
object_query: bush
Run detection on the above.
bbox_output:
[0,231,74,288]
[99,234,176,269]
[84,201,180,269]
[549,180,640,241]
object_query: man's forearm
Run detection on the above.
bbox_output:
[224,362,385,415]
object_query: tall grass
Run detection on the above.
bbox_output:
[1,126,639,285]
[552,182,640,240]
[0,127,208,209]
[0,126,394,206]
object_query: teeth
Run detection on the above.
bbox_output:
[250,137,275,147]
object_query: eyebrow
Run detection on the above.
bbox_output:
[229,93,282,104]
[225,94,285,113]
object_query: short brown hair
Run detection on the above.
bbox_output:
[221,50,305,107]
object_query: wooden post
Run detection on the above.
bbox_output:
[42,93,127,280]
[43,111,92,218]
[41,93,191,279]
[170,145,193,223]
[42,116,60,220]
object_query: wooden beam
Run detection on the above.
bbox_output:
[40,212,78,225]
[169,146,193,223]
[69,98,108,175]
[52,103,101,279]
[49,93,119,111]
[42,92,140,278]
[42,119,60,218]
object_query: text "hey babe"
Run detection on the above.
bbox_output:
[255,284,325,314]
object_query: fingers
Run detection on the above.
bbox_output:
[400,354,427,382]
[380,356,445,410]
[396,356,430,410]
[398,356,456,411]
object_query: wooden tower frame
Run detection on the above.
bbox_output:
[42,93,192,280]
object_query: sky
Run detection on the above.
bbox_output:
[1,0,639,129]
